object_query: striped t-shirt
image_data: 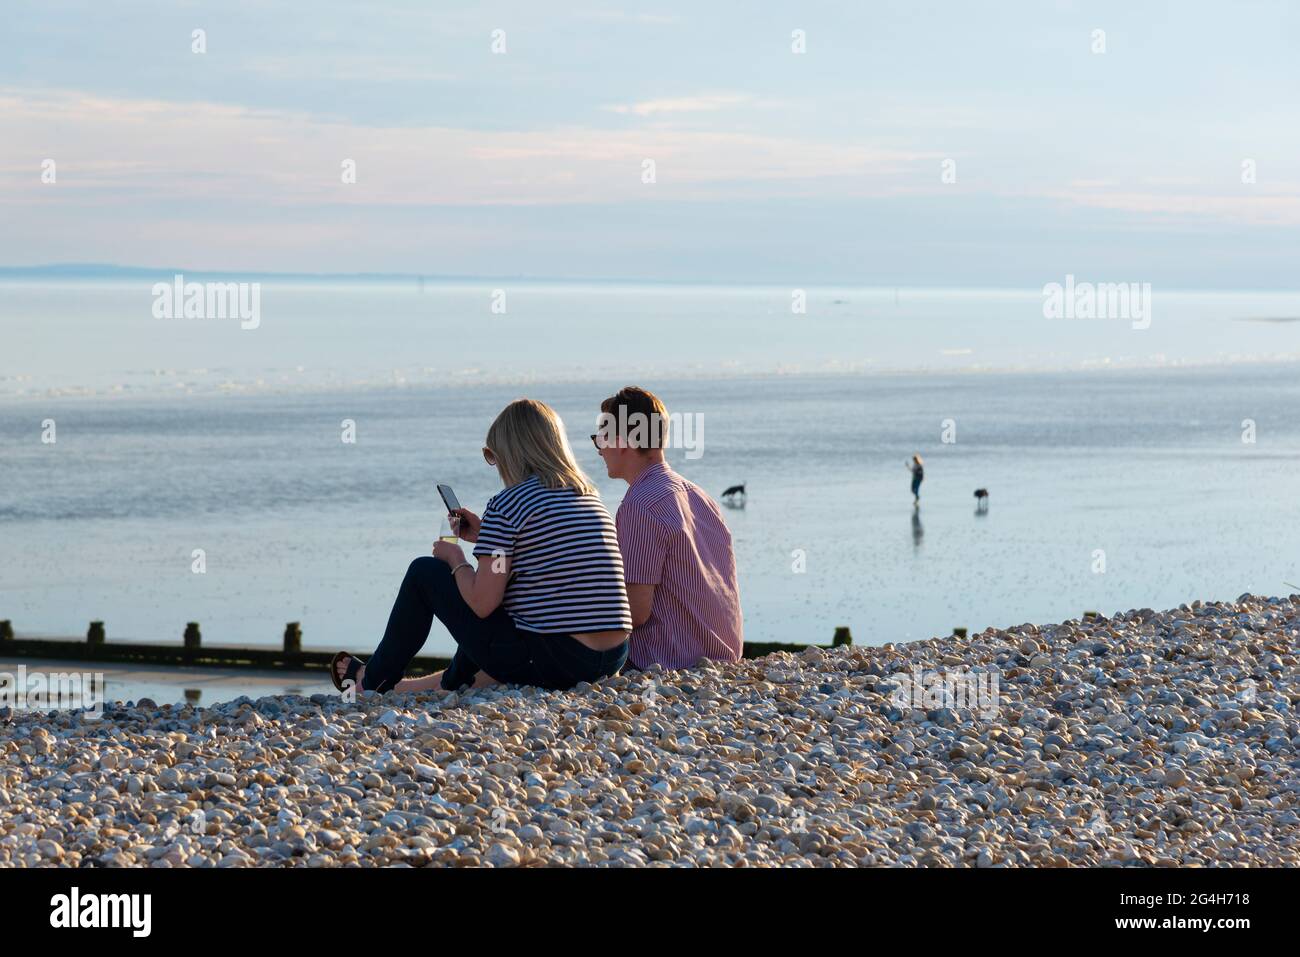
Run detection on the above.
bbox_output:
[473,476,633,635]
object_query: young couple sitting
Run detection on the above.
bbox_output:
[332,386,743,695]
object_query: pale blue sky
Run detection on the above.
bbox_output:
[2,0,1298,285]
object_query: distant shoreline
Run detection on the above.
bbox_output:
[4,266,1300,296]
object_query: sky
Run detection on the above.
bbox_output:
[2,0,1299,286]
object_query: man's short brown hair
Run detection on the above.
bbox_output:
[599,385,668,451]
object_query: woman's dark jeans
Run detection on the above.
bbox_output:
[363,557,628,692]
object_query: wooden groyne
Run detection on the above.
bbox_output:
[0,620,451,675]
[0,619,854,673]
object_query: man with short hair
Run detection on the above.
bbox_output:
[593,386,743,670]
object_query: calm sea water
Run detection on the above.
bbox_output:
[4,280,1300,396]
[2,281,1299,668]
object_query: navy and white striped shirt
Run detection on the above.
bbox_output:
[473,476,633,635]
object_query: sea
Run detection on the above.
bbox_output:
[2,279,1298,705]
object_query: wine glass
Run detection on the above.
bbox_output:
[438,514,459,544]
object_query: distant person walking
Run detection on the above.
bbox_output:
[907,454,924,506]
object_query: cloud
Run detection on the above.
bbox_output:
[243,55,459,84]
[0,86,939,209]
[1046,184,1300,226]
[578,10,683,25]
[604,94,752,116]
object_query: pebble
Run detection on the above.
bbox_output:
[485,843,521,867]
[1,595,1296,868]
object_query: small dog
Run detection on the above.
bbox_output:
[974,488,989,512]
[721,482,746,507]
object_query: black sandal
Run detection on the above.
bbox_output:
[330,651,366,692]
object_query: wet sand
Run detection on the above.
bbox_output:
[0,656,334,708]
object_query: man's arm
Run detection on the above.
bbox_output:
[616,502,666,629]
[627,583,656,628]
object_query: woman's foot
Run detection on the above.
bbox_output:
[332,652,366,691]
[394,669,445,693]
[393,669,500,693]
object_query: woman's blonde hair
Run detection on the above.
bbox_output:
[485,399,596,495]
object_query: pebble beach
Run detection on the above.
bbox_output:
[2,594,1297,868]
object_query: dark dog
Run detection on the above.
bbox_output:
[721,482,746,507]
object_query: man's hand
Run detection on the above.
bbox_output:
[433,539,466,566]
[451,508,482,543]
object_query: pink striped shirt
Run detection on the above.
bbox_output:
[616,462,743,670]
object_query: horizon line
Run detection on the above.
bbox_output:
[3,263,1300,295]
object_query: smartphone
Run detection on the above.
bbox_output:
[437,484,461,514]
[437,484,462,542]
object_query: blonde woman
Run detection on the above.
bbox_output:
[332,399,632,693]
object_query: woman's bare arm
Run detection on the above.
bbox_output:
[453,552,511,618]
[431,540,511,618]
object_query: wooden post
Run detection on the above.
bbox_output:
[832,626,852,647]
[87,621,105,646]
[284,622,302,655]
[184,622,201,651]
[0,620,13,642]
[952,627,968,639]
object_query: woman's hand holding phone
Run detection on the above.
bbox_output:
[451,508,481,542]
